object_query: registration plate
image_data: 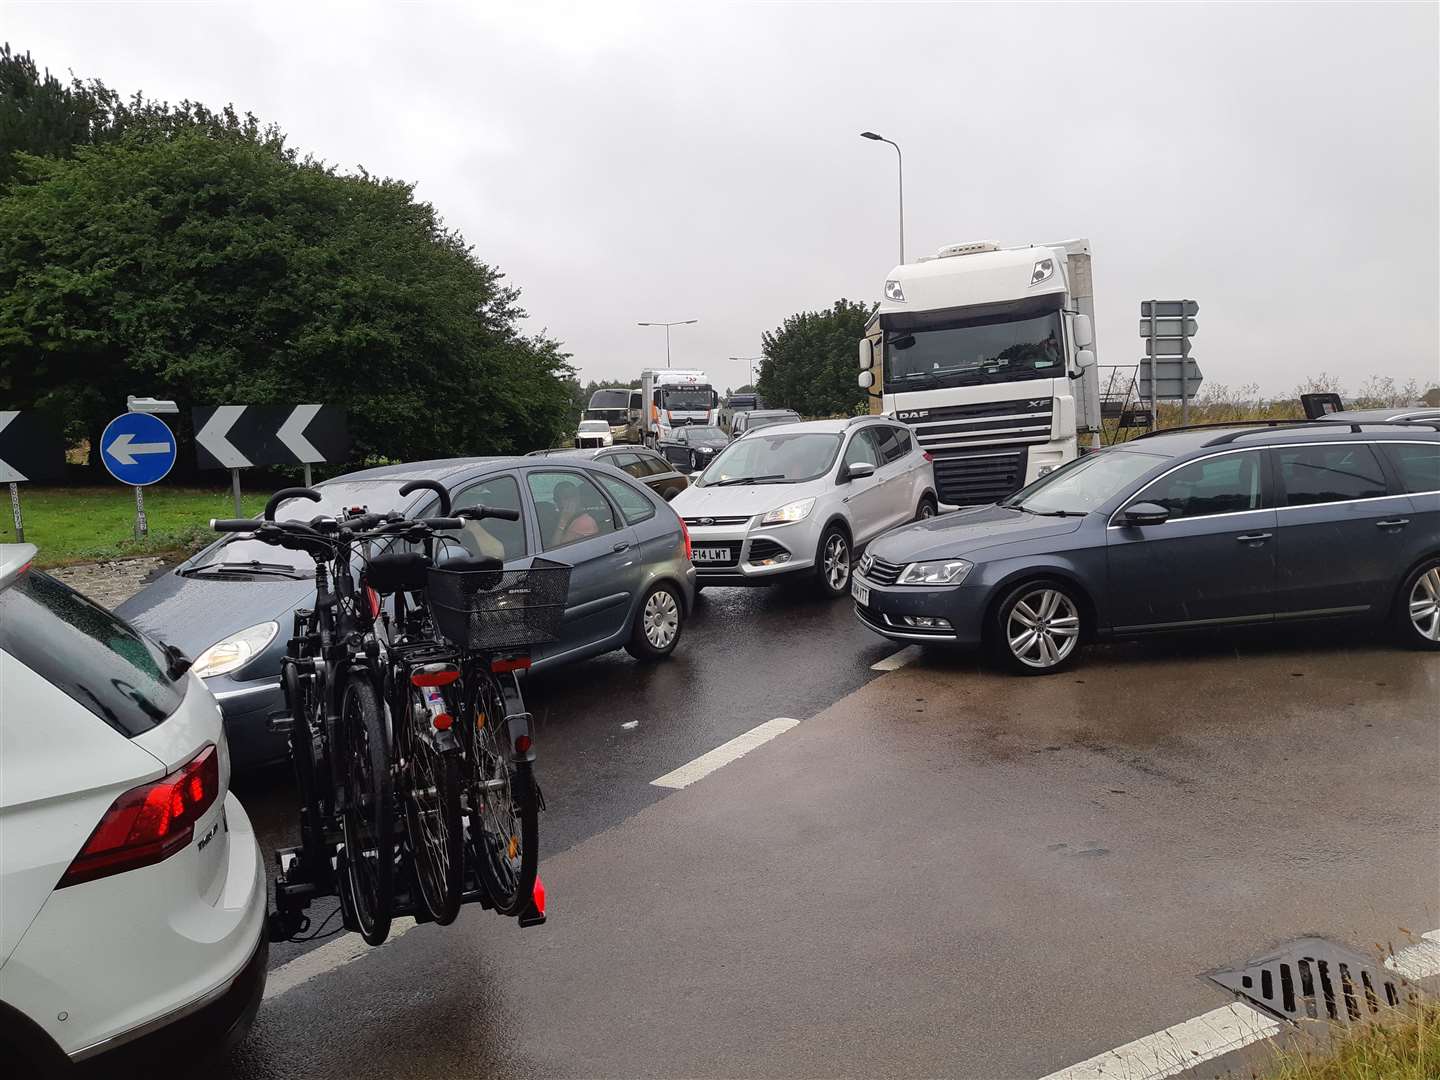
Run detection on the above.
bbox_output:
[693,546,731,564]
[851,579,870,606]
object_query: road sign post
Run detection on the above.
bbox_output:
[1139,301,1201,427]
[100,411,177,538]
[9,482,23,543]
[1,411,66,546]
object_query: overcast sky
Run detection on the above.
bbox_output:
[8,1,1438,396]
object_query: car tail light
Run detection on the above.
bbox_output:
[58,746,220,888]
[923,451,934,463]
[679,515,692,560]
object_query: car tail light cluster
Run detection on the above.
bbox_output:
[678,515,692,561]
[58,746,220,888]
[922,451,934,463]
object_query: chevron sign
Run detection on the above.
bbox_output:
[192,405,348,470]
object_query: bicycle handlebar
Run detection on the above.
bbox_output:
[456,505,521,523]
[420,517,464,531]
[264,488,321,521]
[211,518,264,532]
[398,479,450,516]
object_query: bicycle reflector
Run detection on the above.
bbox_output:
[490,656,531,675]
[532,875,546,917]
[514,734,532,754]
[411,664,459,687]
[58,746,220,888]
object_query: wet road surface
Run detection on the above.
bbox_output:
[224,593,1439,1078]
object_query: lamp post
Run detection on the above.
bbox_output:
[637,320,698,368]
[728,355,763,390]
[860,131,904,264]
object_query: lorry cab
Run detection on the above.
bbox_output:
[859,239,1100,508]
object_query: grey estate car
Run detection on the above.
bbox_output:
[118,457,696,768]
[851,421,1440,673]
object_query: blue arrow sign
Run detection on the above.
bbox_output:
[100,412,177,486]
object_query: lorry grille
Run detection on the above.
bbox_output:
[900,397,1053,453]
[931,449,1029,507]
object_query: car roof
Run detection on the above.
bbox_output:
[1122,419,1440,456]
[331,457,523,483]
[738,417,871,437]
[1318,407,1440,423]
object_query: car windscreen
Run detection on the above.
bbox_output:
[699,432,841,486]
[687,426,728,446]
[578,421,609,432]
[0,570,186,736]
[184,479,414,577]
[1001,448,1167,515]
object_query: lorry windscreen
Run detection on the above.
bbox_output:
[884,309,1064,391]
[660,387,716,411]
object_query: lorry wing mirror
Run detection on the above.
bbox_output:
[1070,348,1096,379]
[1073,314,1094,349]
[858,338,874,370]
[858,370,875,390]
[1118,501,1169,527]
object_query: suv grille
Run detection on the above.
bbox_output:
[932,449,1028,507]
[683,515,751,527]
[859,554,904,586]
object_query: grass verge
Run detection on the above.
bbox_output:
[1262,1003,1438,1080]
[2,486,266,568]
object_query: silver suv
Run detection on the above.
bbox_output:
[670,417,937,596]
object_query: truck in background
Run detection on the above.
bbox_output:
[719,391,763,433]
[640,368,720,445]
[586,388,641,443]
[859,238,1101,508]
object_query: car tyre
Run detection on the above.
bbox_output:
[814,525,853,598]
[1394,557,1440,650]
[915,494,938,521]
[989,577,1085,675]
[626,582,684,660]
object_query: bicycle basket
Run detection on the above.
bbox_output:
[426,557,572,651]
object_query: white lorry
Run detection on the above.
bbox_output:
[858,238,1101,507]
[639,368,720,445]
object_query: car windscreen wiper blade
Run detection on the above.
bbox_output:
[710,474,786,487]
[1013,506,1086,518]
[181,561,306,578]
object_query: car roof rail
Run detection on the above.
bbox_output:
[846,414,883,427]
[1129,419,1295,442]
[1199,418,1440,447]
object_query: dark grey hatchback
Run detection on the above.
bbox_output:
[851,422,1440,673]
[118,456,696,767]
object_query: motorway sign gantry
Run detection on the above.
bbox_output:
[100,411,177,486]
[193,405,348,471]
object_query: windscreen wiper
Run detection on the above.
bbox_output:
[1013,506,1086,518]
[180,560,306,578]
[710,474,785,487]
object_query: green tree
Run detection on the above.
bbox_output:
[756,299,872,417]
[0,128,573,473]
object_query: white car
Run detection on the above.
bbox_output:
[0,545,267,1074]
[671,417,937,596]
[575,419,614,448]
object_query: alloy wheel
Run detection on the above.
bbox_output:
[824,534,850,590]
[644,588,680,649]
[1007,588,1080,669]
[1410,568,1440,641]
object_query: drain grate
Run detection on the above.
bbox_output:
[1208,937,1424,1025]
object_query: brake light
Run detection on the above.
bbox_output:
[923,451,933,463]
[679,515,692,560]
[58,746,220,888]
[411,665,460,687]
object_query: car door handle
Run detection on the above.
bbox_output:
[1375,518,1410,529]
[612,541,631,553]
[1235,532,1272,543]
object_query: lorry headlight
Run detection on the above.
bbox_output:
[760,498,815,525]
[884,279,906,302]
[192,621,279,678]
[1030,258,1054,286]
[897,559,972,586]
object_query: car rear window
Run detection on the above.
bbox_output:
[1275,443,1388,506]
[1379,442,1440,494]
[0,570,185,737]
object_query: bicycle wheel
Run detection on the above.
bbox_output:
[340,675,394,945]
[464,669,538,917]
[403,686,463,925]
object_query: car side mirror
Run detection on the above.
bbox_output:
[843,461,876,482]
[1118,501,1169,527]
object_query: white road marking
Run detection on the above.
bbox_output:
[263,916,417,1001]
[871,645,922,672]
[651,718,799,790]
[621,721,639,730]
[1385,929,1440,980]
[1039,1003,1281,1080]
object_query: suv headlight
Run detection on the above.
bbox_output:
[760,498,815,525]
[897,559,972,586]
[192,621,279,678]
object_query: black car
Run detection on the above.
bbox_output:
[526,446,690,501]
[656,425,730,473]
[851,421,1440,673]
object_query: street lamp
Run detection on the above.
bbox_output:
[860,131,904,264]
[637,320,698,368]
[728,355,763,389]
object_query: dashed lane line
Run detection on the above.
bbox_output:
[871,645,922,672]
[650,718,799,790]
[263,917,417,1001]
